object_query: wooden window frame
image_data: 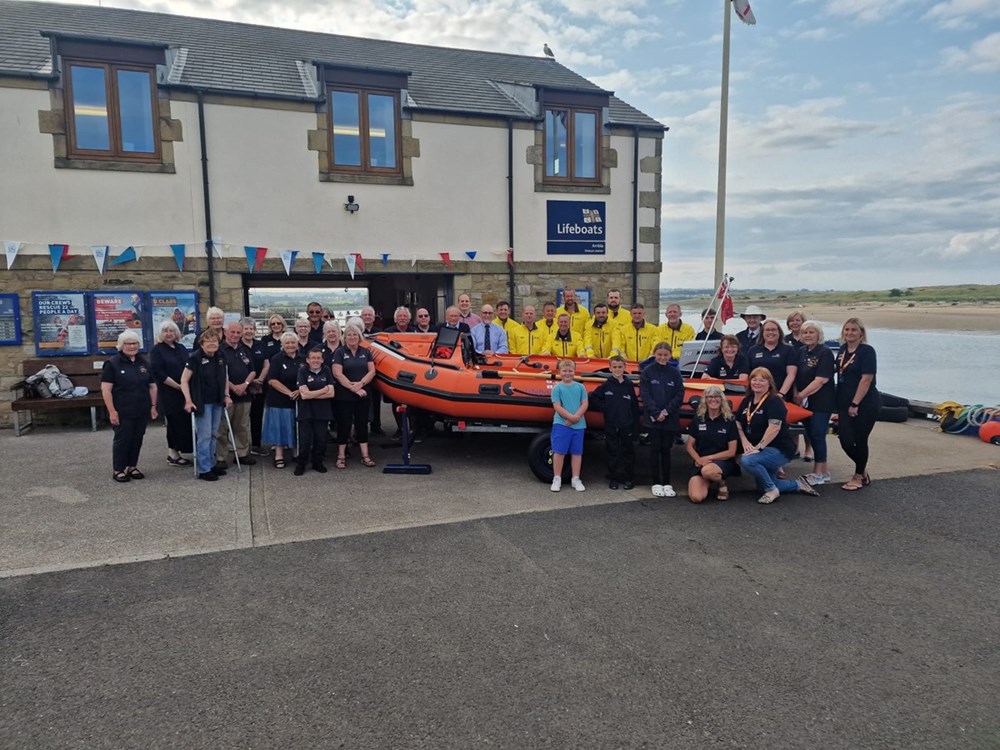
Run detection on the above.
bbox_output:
[64,58,162,163]
[327,85,403,176]
[543,105,602,186]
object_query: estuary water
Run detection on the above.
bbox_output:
[675,311,1000,407]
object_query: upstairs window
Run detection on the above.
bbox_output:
[67,62,158,159]
[57,38,165,163]
[329,87,399,172]
[541,89,607,186]
[323,65,407,176]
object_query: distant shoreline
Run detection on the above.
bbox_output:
[742,301,1000,333]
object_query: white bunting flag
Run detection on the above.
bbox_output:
[345,252,357,280]
[211,238,225,259]
[733,0,756,25]
[280,249,298,276]
[4,241,23,270]
[91,245,109,274]
[411,255,417,268]
[325,254,336,269]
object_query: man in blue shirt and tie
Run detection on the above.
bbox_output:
[470,304,508,356]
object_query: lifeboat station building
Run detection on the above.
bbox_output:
[0,0,665,427]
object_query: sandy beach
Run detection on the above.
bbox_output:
[750,302,1000,333]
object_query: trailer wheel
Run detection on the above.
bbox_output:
[527,432,571,483]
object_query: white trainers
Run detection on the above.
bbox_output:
[804,472,831,486]
[571,477,586,492]
[651,484,665,497]
[758,488,780,504]
[661,485,676,498]
[550,476,562,492]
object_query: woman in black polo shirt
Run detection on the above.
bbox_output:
[332,323,377,469]
[263,332,304,469]
[685,385,738,502]
[747,320,798,399]
[101,330,158,483]
[150,320,192,467]
[180,329,230,481]
[736,367,819,505]
[262,313,286,363]
[706,335,749,380]
[793,321,836,487]
[320,320,342,369]
[836,317,881,491]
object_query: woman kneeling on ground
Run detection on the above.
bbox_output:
[686,385,738,502]
[736,367,819,504]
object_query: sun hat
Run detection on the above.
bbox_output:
[740,305,766,319]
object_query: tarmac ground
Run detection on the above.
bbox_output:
[1,416,998,748]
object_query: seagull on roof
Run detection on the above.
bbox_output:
[543,43,555,59]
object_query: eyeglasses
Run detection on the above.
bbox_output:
[417,314,430,318]
[270,322,283,327]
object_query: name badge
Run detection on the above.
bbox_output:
[698,423,707,431]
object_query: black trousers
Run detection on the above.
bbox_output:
[369,387,383,431]
[649,429,677,486]
[337,398,370,445]
[605,426,635,481]
[163,411,193,454]
[838,404,878,475]
[250,391,265,448]
[296,419,329,466]
[112,416,148,471]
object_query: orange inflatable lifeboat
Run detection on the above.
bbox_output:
[368,330,812,431]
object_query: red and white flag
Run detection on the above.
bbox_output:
[717,278,735,323]
[734,0,756,25]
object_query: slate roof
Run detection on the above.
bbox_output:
[0,0,664,130]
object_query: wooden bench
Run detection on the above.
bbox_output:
[9,357,108,436]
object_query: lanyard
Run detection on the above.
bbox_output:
[745,393,769,422]
[838,349,857,376]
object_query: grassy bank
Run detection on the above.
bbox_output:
[734,284,1000,306]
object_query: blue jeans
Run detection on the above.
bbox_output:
[803,412,831,463]
[741,447,798,494]
[194,403,224,474]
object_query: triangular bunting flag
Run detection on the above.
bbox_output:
[170,243,186,272]
[49,244,68,272]
[92,245,109,275]
[381,253,390,267]
[439,252,452,270]
[280,249,298,276]
[325,254,336,269]
[354,253,364,273]
[312,252,325,274]
[507,248,515,267]
[345,253,357,280]
[211,239,225,259]
[109,246,138,267]
[411,255,417,268]
[4,241,22,270]
[244,246,267,273]
[465,251,477,261]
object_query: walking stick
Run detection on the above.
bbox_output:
[295,400,300,460]
[190,410,199,478]
[223,406,241,473]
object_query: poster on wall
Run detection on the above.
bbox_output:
[546,200,606,255]
[32,291,91,356]
[92,291,145,353]
[557,289,591,312]
[148,291,199,349]
[0,294,23,345]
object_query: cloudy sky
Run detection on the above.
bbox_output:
[48,0,1000,290]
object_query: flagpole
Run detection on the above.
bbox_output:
[714,0,732,289]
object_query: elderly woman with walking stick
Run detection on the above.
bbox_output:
[181,329,230,482]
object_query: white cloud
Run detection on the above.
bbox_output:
[942,32,1000,72]
[936,228,1000,259]
[924,0,1000,30]
[556,0,651,26]
[799,0,920,23]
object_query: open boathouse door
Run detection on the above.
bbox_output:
[243,272,454,330]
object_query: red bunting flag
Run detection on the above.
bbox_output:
[354,253,364,273]
[440,252,452,270]
[717,278,734,323]
[507,248,515,267]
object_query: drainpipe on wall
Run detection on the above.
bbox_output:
[507,118,516,314]
[197,91,216,307]
[631,127,640,305]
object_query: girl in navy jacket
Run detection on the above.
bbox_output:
[639,342,685,498]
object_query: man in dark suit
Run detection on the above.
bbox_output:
[735,305,766,351]
[434,306,471,334]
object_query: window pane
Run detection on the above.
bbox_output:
[367,94,396,169]
[116,70,156,153]
[574,111,597,179]
[545,109,567,177]
[71,65,110,151]
[331,91,361,167]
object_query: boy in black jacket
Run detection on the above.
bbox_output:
[590,355,640,489]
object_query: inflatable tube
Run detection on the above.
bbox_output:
[880,392,910,409]
[878,405,909,423]
[979,421,1000,446]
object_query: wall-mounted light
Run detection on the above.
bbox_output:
[344,195,360,214]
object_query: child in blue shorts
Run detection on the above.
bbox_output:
[550,359,588,492]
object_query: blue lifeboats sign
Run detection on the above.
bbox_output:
[546,200,606,255]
